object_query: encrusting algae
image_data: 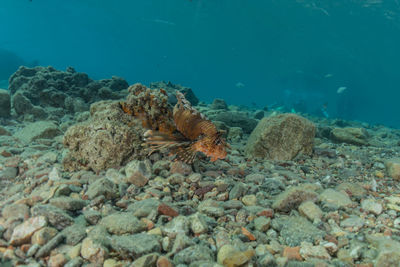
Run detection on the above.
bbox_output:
[121,85,228,163]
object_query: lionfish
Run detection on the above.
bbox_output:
[144,91,228,163]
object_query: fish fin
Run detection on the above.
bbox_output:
[144,130,190,155]
[172,144,198,164]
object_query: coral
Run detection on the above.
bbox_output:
[120,83,176,134]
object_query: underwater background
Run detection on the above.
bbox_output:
[1,0,400,127]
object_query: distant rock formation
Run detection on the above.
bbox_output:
[9,66,129,121]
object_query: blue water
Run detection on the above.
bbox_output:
[1,0,400,127]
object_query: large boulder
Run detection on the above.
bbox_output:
[330,127,369,145]
[62,101,146,173]
[245,114,315,160]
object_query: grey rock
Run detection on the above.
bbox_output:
[127,198,161,218]
[0,125,11,136]
[272,186,318,212]
[163,215,190,238]
[213,111,257,134]
[64,257,84,267]
[125,160,152,186]
[319,189,353,209]
[85,177,117,200]
[229,182,247,200]
[245,114,315,160]
[83,209,102,225]
[273,216,325,246]
[31,204,74,230]
[14,121,61,143]
[62,223,87,246]
[110,233,161,258]
[330,127,369,145]
[49,196,87,211]
[1,203,29,221]
[35,233,65,258]
[173,245,214,265]
[198,199,224,217]
[100,212,147,235]
[210,99,228,110]
[131,253,159,267]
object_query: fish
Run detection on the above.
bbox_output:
[144,91,228,163]
[235,82,245,88]
[337,86,347,94]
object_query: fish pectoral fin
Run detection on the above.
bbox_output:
[173,144,198,164]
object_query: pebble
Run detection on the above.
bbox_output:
[10,216,47,246]
[361,199,383,215]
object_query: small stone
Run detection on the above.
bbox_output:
[170,161,192,175]
[85,177,117,200]
[300,242,331,260]
[163,216,190,238]
[31,227,58,245]
[254,216,271,232]
[10,216,47,245]
[31,204,74,230]
[385,158,400,180]
[131,253,158,266]
[299,201,323,221]
[223,250,255,267]
[81,237,109,264]
[189,212,209,235]
[158,203,179,217]
[157,256,173,267]
[64,257,84,267]
[35,234,65,258]
[242,194,257,206]
[229,182,247,200]
[110,233,161,258]
[125,160,152,186]
[173,245,214,265]
[2,203,30,221]
[283,246,302,261]
[272,186,318,212]
[198,199,224,217]
[49,196,87,211]
[361,199,383,215]
[0,166,18,180]
[100,212,147,235]
[48,253,68,267]
[319,189,353,208]
[340,215,364,231]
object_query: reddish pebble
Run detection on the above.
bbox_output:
[257,209,274,218]
[283,246,303,261]
[158,203,179,217]
[20,244,31,253]
[157,256,173,267]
